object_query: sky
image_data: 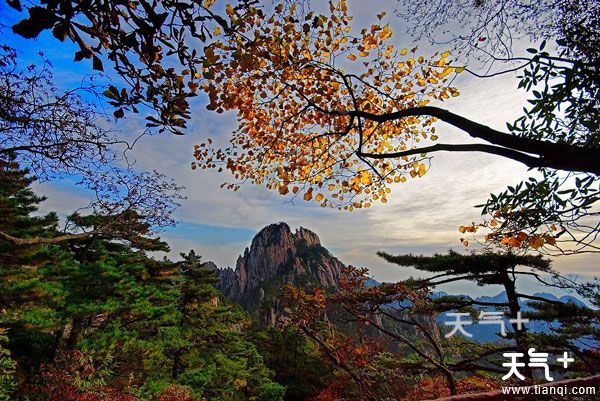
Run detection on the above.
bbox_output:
[1,0,598,296]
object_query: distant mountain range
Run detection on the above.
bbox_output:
[462,291,585,308]
[431,291,586,342]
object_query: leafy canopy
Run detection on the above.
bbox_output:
[193,1,460,210]
[8,0,260,134]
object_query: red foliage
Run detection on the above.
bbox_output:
[404,375,499,400]
[26,350,137,401]
[154,385,194,401]
[327,336,382,369]
[309,378,350,401]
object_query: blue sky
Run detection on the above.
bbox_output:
[2,1,597,296]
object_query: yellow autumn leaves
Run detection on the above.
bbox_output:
[193,1,460,211]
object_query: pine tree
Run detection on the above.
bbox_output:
[0,329,16,401]
[0,158,284,400]
[68,246,284,400]
[0,156,62,303]
[252,326,332,401]
[377,250,600,379]
[0,156,67,384]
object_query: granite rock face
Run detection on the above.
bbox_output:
[210,223,436,345]
[215,222,344,325]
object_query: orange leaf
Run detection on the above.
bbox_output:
[278,184,289,195]
[543,235,556,246]
[507,238,522,247]
[529,236,545,249]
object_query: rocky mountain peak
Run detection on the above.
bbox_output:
[294,226,321,247]
[215,222,344,325]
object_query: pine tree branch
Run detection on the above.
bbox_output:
[0,230,97,245]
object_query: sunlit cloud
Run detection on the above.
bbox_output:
[8,0,597,286]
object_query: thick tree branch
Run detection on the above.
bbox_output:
[356,143,543,168]
[0,230,97,245]
[336,106,599,174]
[298,326,379,401]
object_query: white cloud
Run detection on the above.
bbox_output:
[24,0,599,284]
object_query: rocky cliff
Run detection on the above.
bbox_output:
[211,223,436,346]
[215,222,344,325]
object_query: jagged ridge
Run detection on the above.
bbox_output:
[215,222,344,325]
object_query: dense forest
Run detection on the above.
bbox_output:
[1,158,599,400]
[1,0,599,400]
[0,158,288,400]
